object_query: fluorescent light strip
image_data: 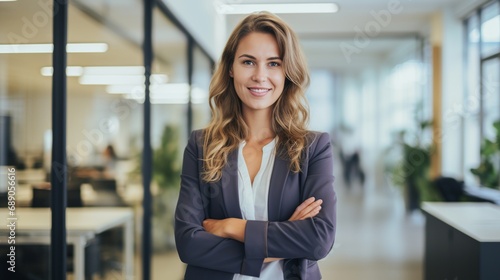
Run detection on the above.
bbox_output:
[41,66,83,77]
[80,74,167,85]
[67,43,108,53]
[0,43,108,54]
[83,66,144,75]
[116,84,208,105]
[217,3,339,14]
[40,66,146,77]
[107,83,189,95]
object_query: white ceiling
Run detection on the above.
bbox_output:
[223,0,486,72]
[0,0,488,98]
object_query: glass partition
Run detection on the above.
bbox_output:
[67,0,144,278]
[0,0,53,278]
[192,44,212,130]
[151,6,188,277]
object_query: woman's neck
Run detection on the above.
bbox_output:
[242,109,275,144]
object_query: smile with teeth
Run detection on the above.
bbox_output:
[248,87,271,94]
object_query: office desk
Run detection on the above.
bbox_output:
[0,207,134,280]
[422,202,500,280]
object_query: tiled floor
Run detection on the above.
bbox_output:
[137,179,425,280]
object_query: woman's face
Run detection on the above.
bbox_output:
[230,32,285,114]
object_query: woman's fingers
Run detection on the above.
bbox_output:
[294,197,315,213]
[289,197,323,221]
[289,197,315,220]
[298,199,322,218]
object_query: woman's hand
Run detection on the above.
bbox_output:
[203,218,246,242]
[288,197,323,221]
[203,219,229,238]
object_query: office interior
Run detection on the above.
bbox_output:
[0,0,499,279]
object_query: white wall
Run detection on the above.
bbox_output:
[440,7,465,179]
[307,70,336,133]
[162,0,224,59]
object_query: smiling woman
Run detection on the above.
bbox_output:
[175,11,337,280]
[230,32,286,113]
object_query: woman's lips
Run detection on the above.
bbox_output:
[248,87,271,97]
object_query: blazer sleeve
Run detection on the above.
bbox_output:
[245,132,337,260]
[174,130,264,277]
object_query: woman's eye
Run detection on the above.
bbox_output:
[243,60,254,65]
[269,61,280,67]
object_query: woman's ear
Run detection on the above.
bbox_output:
[229,68,233,77]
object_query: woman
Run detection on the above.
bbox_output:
[175,11,336,280]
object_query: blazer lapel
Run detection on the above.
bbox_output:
[268,147,290,221]
[221,148,243,219]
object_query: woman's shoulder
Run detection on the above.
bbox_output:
[189,129,206,142]
[305,130,331,146]
[186,129,206,152]
[302,130,332,158]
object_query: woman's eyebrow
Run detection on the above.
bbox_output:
[267,56,281,61]
[238,54,281,60]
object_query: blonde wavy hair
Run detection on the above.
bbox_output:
[202,11,310,182]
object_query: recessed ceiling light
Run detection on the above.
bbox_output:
[216,3,339,14]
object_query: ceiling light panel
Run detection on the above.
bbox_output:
[217,3,339,14]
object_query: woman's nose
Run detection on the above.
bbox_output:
[252,66,267,82]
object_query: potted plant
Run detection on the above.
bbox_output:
[470,120,500,189]
[389,120,440,211]
[130,125,182,251]
[151,125,182,251]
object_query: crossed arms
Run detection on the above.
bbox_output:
[174,131,336,277]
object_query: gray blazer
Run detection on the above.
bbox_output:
[175,129,337,280]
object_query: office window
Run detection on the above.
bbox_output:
[480,1,500,58]
[463,1,500,185]
[463,15,482,184]
[482,58,500,139]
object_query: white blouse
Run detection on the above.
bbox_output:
[233,138,284,280]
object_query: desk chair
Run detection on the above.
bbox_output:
[89,178,126,207]
[88,178,127,275]
[91,178,117,192]
[0,244,50,280]
[432,177,464,202]
[0,192,7,208]
[31,186,83,208]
